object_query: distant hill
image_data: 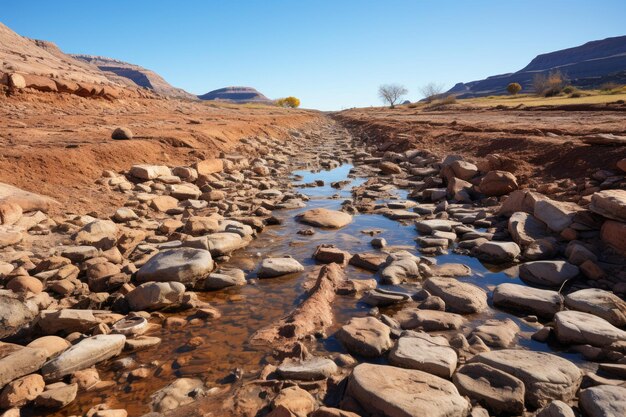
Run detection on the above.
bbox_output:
[198,86,271,103]
[448,35,626,97]
[72,55,196,100]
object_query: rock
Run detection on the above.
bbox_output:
[0,203,22,226]
[111,316,149,337]
[389,333,458,378]
[277,356,338,381]
[618,158,626,172]
[534,199,583,233]
[6,275,43,294]
[126,282,185,311]
[150,378,204,412]
[478,171,518,196]
[453,362,525,415]
[136,248,214,286]
[310,407,360,417]
[473,240,520,264]
[0,374,45,408]
[564,288,626,327]
[554,310,626,347]
[345,363,470,417]
[493,283,563,318]
[379,161,402,175]
[508,212,548,247]
[450,160,478,180]
[203,268,246,290]
[0,228,22,248]
[150,195,179,212]
[360,288,409,307]
[0,295,35,339]
[423,277,487,314]
[395,309,465,331]
[169,184,201,200]
[349,252,387,271]
[111,127,133,140]
[601,220,626,254]
[536,401,575,417]
[205,233,248,256]
[336,317,392,358]
[37,309,99,335]
[590,190,626,222]
[519,261,579,287]
[0,182,59,213]
[313,245,350,265]
[272,386,315,417]
[41,335,126,380]
[34,383,77,408]
[113,207,138,222]
[193,159,223,175]
[59,245,99,262]
[257,257,304,278]
[470,349,582,408]
[73,220,118,250]
[0,347,48,388]
[27,336,71,359]
[415,219,460,234]
[471,319,519,347]
[71,368,101,391]
[579,385,626,417]
[130,165,171,180]
[8,73,25,89]
[296,208,352,228]
[380,251,421,285]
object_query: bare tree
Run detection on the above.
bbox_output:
[420,82,445,103]
[378,84,408,108]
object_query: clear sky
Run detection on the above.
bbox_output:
[3,1,625,110]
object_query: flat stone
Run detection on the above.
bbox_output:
[349,253,387,271]
[27,336,71,359]
[554,310,626,347]
[346,363,470,417]
[493,283,563,318]
[360,288,410,307]
[136,248,214,286]
[277,357,338,381]
[589,190,626,222]
[335,317,392,358]
[453,362,525,415]
[479,171,518,196]
[203,268,246,290]
[508,212,548,246]
[34,383,77,408]
[471,319,519,347]
[579,385,626,417]
[150,378,204,413]
[72,220,118,250]
[37,309,99,335]
[473,241,520,264]
[423,277,487,314]
[0,373,45,408]
[41,335,126,380]
[426,263,471,277]
[389,333,458,378]
[470,349,582,408]
[519,261,580,287]
[0,295,35,339]
[415,219,460,234]
[205,232,248,256]
[534,198,583,232]
[0,347,47,390]
[296,208,352,228]
[126,282,185,311]
[565,288,626,327]
[130,164,171,180]
[394,308,465,331]
[257,257,304,278]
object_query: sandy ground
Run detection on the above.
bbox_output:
[333,105,626,186]
[0,90,323,216]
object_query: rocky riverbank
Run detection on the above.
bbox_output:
[0,116,625,417]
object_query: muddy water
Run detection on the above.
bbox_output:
[49,161,590,417]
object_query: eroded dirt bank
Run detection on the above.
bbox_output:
[0,91,323,215]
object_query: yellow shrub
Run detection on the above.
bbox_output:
[276,96,301,108]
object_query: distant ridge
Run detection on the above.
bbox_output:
[447,35,626,97]
[198,86,271,103]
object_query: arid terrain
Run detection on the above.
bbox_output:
[1,19,626,417]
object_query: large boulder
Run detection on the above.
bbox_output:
[389,333,457,378]
[126,281,185,311]
[257,257,304,278]
[473,241,520,264]
[205,233,248,256]
[0,182,59,213]
[589,190,626,222]
[579,385,626,417]
[519,261,579,287]
[534,199,583,233]
[554,310,626,347]
[564,288,626,327]
[345,363,470,417]
[469,350,582,408]
[478,171,518,196]
[136,248,214,286]
[296,208,352,228]
[493,283,563,318]
[453,362,525,415]
[0,347,47,389]
[41,334,126,380]
[336,317,392,358]
[72,219,118,250]
[37,309,99,335]
[423,277,487,314]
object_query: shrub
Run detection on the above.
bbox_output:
[420,82,445,103]
[276,97,301,108]
[378,84,408,108]
[507,83,522,95]
[533,70,566,96]
[600,82,621,91]
[439,95,457,105]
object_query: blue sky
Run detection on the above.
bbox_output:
[3,1,625,110]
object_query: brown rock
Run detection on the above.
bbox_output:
[194,159,224,175]
[478,171,518,196]
[0,374,45,408]
[601,220,626,254]
[6,276,43,294]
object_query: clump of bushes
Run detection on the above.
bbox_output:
[276,97,301,108]
[507,83,522,95]
[533,70,566,97]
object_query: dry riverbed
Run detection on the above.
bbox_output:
[0,114,625,417]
